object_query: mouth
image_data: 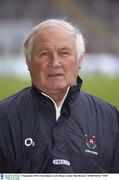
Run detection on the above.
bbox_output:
[48,73,64,78]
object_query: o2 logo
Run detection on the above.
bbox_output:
[24,138,35,147]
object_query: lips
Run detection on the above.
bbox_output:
[48,73,63,78]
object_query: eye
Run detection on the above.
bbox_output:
[60,51,70,57]
[39,51,50,57]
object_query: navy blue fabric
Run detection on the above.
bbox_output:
[0,77,119,173]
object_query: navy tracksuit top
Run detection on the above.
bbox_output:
[0,77,119,173]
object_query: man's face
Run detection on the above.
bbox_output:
[28,25,80,96]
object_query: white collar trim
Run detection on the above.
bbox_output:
[41,87,70,121]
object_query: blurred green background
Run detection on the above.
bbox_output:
[0,0,119,111]
[0,75,119,110]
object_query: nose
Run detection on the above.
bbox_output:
[49,55,61,67]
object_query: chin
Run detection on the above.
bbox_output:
[48,84,67,91]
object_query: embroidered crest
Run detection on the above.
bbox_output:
[85,134,97,150]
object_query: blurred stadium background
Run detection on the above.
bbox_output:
[0,0,119,109]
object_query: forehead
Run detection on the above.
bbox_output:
[33,25,75,47]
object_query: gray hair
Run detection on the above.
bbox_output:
[23,19,85,62]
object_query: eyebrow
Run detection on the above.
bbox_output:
[59,47,72,51]
[37,48,49,51]
[37,47,72,52]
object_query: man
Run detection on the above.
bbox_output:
[0,19,119,173]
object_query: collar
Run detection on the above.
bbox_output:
[41,87,70,121]
[31,76,82,115]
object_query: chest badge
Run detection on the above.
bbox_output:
[84,134,98,155]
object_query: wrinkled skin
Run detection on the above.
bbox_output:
[27,25,82,104]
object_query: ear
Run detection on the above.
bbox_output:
[78,55,84,69]
[26,59,31,71]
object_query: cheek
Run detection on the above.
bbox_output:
[30,60,47,78]
[66,60,79,75]
[64,61,79,85]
